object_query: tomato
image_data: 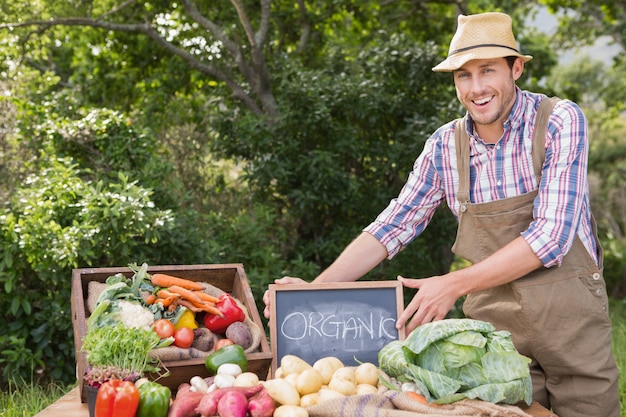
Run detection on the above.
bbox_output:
[214,338,234,350]
[173,327,194,348]
[153,319,175,339]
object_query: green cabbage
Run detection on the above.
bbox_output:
[378,318,532,405]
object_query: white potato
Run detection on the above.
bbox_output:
[295,368,324,395]
[328,378,357,396]
[281,355,313,376]
[355,362,380,386]
[273,405,309,417]
[317,388,345,404]
[299,392,319,408]
[313,356,344,385]
[261,378,301,406]
[356,383,378,395]
[233,372,259,387]
[331,367,356,384]
[284,372,299,388]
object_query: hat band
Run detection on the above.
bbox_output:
[448,43,520,57]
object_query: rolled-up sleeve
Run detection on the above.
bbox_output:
[521,100,590,267]
[364,137,446,259]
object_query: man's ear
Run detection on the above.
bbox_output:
[512,58,524,81]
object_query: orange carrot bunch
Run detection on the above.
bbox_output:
[146,273,224,317]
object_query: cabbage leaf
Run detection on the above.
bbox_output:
[378,319,532,405]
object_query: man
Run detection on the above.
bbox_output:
[263,12,620,417]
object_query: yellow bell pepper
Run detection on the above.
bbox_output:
[174,309,199,330]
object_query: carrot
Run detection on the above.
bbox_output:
[177,299,204,313]
[157,289,181,300]
[168,285,204,304]
[144,293,157,305]
[155,296,177,308]
[195,291,219,304]
[196,302,225,318]
[406,391,428,404]
[150,273,204,291]
[405,391,439,407]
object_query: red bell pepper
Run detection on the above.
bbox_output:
[203,293,245,334]
[95,379,140,417]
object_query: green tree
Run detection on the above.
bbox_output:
[547,57,626,297]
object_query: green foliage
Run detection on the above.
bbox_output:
[214,33,459,278]
[0,154,176,386]
[548,57,626,298]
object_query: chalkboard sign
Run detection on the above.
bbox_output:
[268,281,405,373]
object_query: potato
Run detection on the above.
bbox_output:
[328,378,357,396]
[356,383,378,395]
[273,405,309,417]
[284,372,299,388]
[225,321,253,349]
[331,367,356,384]
[233,372,259,387]
[281,355,313,376]
[261,378,301,406]
[295,368,323,396]
[355,362,380,386]
[313,357,344,385]
[317,388,345,404]
[299,392,319,408]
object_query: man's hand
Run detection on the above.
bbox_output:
[263,276,308,319]
[395,274,460,334]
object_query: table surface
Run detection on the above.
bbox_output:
[34,387,557,417]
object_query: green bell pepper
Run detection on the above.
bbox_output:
[205,343,248,375]
[136,381,171,417]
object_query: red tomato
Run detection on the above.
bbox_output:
[214,338,234,350]
[173,327,194,348]
[153,319,175,339]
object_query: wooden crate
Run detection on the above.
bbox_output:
[71,264,272,402]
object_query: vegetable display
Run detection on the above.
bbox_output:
[378,318,533,405]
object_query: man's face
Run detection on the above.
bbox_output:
[453,57,523,134]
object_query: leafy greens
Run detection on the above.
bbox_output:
[378,318,532,405]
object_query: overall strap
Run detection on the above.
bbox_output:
[532,96,560,181]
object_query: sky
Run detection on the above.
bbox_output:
[530,7,620,65]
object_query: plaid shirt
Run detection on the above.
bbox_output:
[364,88,598,268]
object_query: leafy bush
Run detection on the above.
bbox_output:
[0,156,176,387]
[213,33,460,280]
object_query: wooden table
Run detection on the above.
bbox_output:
[35,387,557,417]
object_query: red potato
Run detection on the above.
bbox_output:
[247,386,276,417]
[217,390,248,417]
[195,385,263,416]
[168,387,204,417]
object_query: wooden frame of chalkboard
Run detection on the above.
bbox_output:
[268,281,405,374]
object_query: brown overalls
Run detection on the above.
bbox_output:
[451,99,620,417]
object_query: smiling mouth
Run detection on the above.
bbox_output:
[472,96,494,106]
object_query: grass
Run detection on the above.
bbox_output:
[0,380,71,417]
[610,298,626,411]
[2,300,626,416]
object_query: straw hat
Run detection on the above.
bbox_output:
[432,12,533,72]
